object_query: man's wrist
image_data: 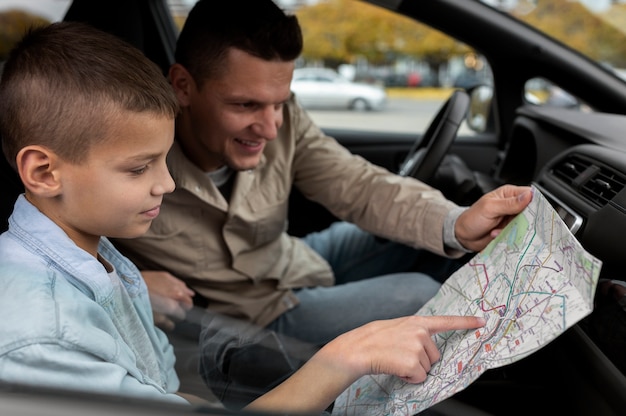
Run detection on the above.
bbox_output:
[443,206,473,253]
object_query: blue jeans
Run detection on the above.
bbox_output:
[198,222,465,406]
[265,221,462,344]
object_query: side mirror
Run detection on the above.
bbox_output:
[466,85,493,133]
[524,77,585,110]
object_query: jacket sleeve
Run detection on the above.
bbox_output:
[0,344,188,405]
[288,96,459,256]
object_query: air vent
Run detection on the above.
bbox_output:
[580,166,626,206]
[550,155,626,207]
[550,156,590,185]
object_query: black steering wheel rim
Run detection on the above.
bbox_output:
[398,89,470,182]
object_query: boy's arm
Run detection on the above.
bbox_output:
[0,343,188,405]
[246,315,485,414]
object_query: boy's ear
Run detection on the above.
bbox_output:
[16,145,62,197]
[169,63,194,107]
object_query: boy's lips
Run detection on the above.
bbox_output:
[143,205,161,219]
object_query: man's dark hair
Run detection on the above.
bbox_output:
[175,0,303,86]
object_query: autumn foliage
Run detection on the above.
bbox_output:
[295,0,468,68]
[294,0,626,69]
[0,10,49,61]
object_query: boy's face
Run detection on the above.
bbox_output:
[51,112,175,254]
[174,47,295,172]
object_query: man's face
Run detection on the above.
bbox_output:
[173,48,295,172]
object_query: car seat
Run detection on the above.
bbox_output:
[0,151,23,233]
[63,0,176,76]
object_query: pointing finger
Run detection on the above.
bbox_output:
[424,315,486,335]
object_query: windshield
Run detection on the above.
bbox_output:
[481,0,626,81]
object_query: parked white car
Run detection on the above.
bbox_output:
[290,67,386,111]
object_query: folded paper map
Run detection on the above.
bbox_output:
[332,186,602,416]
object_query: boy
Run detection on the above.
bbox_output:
[0,22,184,404]
[0,22,485,414]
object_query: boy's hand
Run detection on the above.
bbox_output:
[328,315,486,383]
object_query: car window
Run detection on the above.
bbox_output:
[0,0,70,21]
[169,0,626,129]
[524,76,591,111]
[480,0,626,112]
[0,0,71,70]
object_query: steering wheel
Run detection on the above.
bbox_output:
[397,89,470,182]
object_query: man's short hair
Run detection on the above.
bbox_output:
[175,0,303,87]
[0,21,179,170]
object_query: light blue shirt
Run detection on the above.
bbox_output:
[0,195,186,405]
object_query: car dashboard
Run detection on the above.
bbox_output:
[447,105,626,415]
[497,105,626,278]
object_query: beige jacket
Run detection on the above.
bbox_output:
[114,96,459,326]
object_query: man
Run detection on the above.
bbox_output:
[113,0,531,345]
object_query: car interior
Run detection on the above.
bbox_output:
[1,0,626,415]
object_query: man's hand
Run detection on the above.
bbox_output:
[141,271,195,331]
[455,185,533,252]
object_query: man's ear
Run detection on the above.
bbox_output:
[16,145,62,197]
[169,63,195,107]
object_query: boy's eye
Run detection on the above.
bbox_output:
[131,166,148,175]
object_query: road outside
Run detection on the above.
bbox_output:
[303,88,473,135]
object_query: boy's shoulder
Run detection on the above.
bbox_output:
[0,235,86,311]
[0,242,120,359]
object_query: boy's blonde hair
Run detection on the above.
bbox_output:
[0,21,179,170]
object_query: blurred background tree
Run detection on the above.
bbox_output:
[0,11,49,61]
[515,0,626,68]
[293,0,626,86]
[295,0,470,82]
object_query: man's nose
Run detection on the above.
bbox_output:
[251,105,282,139]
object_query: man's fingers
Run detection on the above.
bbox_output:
[142,270,195,303]
[495,184,532,199]
[164,300,187,320]
[151,293,187,320]
[491,185,533,217]
[153,312,176,331]
[175,287,195,308]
